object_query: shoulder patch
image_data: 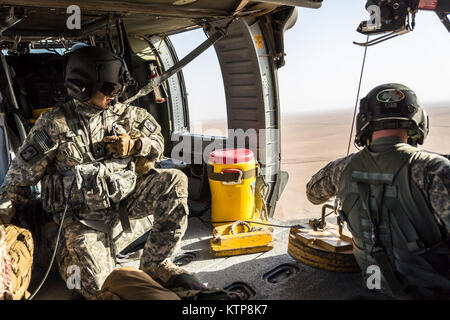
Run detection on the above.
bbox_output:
[138,118,160,136]
[20,145,39,162]
[18,130,55,165]
[143,119,157,133]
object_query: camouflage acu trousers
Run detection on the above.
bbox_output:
[56,168,189,299]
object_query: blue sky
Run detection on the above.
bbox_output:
[170,1,450,121]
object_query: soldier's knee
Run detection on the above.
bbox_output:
[160,169,188,199]
[174,171,188,199]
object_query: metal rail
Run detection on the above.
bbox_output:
[0,51,27,142]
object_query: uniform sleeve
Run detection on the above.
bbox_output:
[410,153,450,232]
[306,155,353,205]
[131,107,165,161]
[0,111,59,215]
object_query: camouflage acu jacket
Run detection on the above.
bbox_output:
[306,136,450,232]
[0,99,165,222]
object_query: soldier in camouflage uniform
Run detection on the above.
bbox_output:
[306,84,450,299]
[0,46,193,299]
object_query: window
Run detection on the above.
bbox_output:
[170,28,228,137]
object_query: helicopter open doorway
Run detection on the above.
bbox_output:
[0,0,312,300]
[0,0,448,300]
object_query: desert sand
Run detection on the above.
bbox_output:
[201,103,450,222]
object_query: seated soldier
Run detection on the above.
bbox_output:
[0,45,206,299]
[306,84,450,299]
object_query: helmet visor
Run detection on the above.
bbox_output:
[99,82,123,97]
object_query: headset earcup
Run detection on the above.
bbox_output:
[65,79,83,93]
[65,79,90,101]
[355,97,369,147]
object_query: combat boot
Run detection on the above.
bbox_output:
[144,259,227,292]
[144,259,243,300]
[144,258,195,285]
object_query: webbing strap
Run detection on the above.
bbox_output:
[119,202,132,234]
[79,219,112,235]
[62,102,95,162]
[351,171,394,185]
[371,247,409,299]
[384,197,425,253]
[206,164,259,182]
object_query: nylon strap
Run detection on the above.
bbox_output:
[351,171,394,185]
[119,202,132,234]
[206,164,259,182]
[371,247,410,299]
[79,219,112,235]
[62,102,95,162]
[384,197,425,253]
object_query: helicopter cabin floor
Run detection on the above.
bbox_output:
[28,212,389,300]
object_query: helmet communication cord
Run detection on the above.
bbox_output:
[27,177,76,300]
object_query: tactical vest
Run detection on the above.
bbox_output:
[337,143,450,298]
[61,100,108,163]
[41,100,137,232]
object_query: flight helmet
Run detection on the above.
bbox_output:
[64,46,132,102]
[355,83,429,147]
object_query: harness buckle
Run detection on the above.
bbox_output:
[370,245,382,257]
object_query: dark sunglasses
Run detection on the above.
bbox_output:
[100,82,123,97]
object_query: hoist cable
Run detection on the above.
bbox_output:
[346,35,369,156]
[198,217,303,229]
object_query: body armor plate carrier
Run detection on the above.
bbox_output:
[337,143,450,298]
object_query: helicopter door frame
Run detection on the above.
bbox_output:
[211,17,286,218]
[144,35,190,135]
[166,17,288,217]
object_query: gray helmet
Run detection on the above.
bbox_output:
[64,46,132,101]
[355,83,429,147]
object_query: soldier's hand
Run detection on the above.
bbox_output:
[103,133,142,158]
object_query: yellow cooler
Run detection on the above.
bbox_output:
[207,148,259,227]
